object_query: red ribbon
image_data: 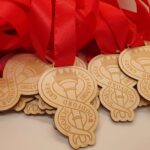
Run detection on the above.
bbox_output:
[53,0,76,66]
[0,0,53,74]
[53,0,98,66]
[0,0,149,74]
[123,0,150,41]
[95,1,143,54]
[0,0,29,51]
[142,0,150,7]
[30,0,52,59]
[100,0,119,7]
[0,0,52,54]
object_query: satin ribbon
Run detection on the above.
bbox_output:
[105,0,149,44]
[53,0,98,66]
[0,0,99,68]
[100,0,119,7]
[0,0,52,54]
[95,1,144,54]
[0,1,29,51]
[125,0,150,41]
[0,0,52,74]
[30,0,52,59]
[0,0,148,73]
[142,0,150,7]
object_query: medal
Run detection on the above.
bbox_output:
[119,46,150,101]
[38,66,98,149]
[88,55,140,121]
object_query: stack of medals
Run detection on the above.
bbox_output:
[0,45,150,149]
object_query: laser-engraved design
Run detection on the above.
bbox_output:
[24,100,45,115]
[35,95,55,110]
[88,55,140,121]
[38,67,98,149]
[91,89,100,110]
[74,57,87,69]
[14,96,34,111]
[119,46,150,101]
[0,54,51,111]
[0,54,86,111]
[0,78,20,111]
[3,54,50,95]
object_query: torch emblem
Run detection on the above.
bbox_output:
[39,67,98,149]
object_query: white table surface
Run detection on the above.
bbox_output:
[0,107,150,150]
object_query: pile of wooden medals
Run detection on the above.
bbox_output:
[0,46,150,149]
